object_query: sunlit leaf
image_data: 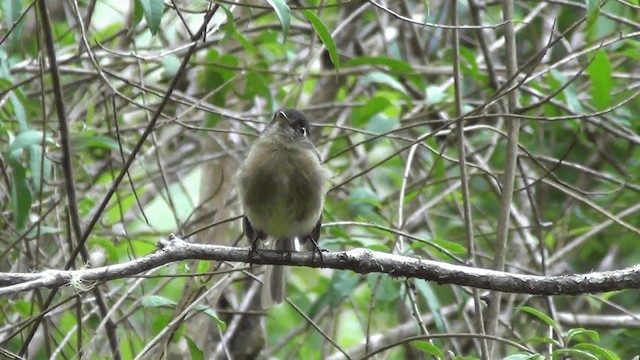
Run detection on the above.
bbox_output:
[586,50,612,110]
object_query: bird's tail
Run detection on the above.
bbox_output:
[261,237,295,307]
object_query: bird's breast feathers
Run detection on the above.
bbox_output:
[239,139,328,237]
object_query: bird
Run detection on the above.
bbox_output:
[237,109,330,307]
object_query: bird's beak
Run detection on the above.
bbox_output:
[275,110,289,127]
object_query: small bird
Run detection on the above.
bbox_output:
[237,109,330,307]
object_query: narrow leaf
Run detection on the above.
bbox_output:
[363,72,407,94]
[302,10,339,71]
[411,341,444,359]
[194,304,227,330]
[586,50,612,110]
[8,130,47,157]
[585,0,600,30]
[518,306,560,334]
[28,145,44,192]
[266,0,291,42]
[1,0,24,46]
[71,135,130,155]
[139,0,164,35]
[343,56,415,72]
[141,295,176,308]
[185,337,205,360]
[9,161,31,230]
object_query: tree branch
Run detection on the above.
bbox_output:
[1,236,639,297]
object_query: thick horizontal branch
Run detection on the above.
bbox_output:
[1,236,639,296]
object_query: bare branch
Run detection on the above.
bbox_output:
[2,236,639,297]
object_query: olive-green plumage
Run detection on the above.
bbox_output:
[237,109,330,306]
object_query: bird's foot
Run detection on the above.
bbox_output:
[309,240,327,264]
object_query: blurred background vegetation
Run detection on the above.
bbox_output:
[1,0,640,359]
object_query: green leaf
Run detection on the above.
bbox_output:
[573,343,620,360]
[132,0,144,27]
[522,336,562,346]
[141,295,177,308]
[366,114,398,134]
[139,0,164,35]
[140,296,226,329]
[586,50,612,110]
[348,187,384,223]
[219,4,237,41]
[243,71,270,100]
[329,271,360,306]
[353,97,391,127]
[426,85,447,105]
[162,55,181,77]
[343,56,414,72]
[458,46,480,79]
[28,145,51,193]
[504,355,541,360]
[1,0,24,47]
[185,337,205,360]
[565,328,599,343]
[367,274,401,302]
[9,161,31,230]
[266,0,291,42]
[363,72,407,94]
[24,226,60,239]
[429,239,467,254]
[585,0,600,30]
[88,237,119,261]
[8,130,48,159]
[193,304,227,330]
[71,135,129,155]
[302,10,339,71]
[8,93,28,131]
[415,281,446,331]
[551,348,598,360]
[411,341,444,359]
[518,306,560,334]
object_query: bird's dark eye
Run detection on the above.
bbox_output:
[298,127,307,137]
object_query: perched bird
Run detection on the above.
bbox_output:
[237,109,330,307]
